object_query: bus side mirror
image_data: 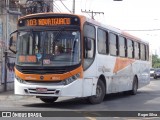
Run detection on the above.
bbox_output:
[85,38,91,51]
[9,31,17,54]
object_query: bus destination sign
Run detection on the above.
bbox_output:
[27,18,71,26]
[18,17,80,27]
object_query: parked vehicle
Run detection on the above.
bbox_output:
[153,68,160,79]
[150,68,155,77]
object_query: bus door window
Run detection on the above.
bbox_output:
[84,37,94,58]
[83,24,96,70]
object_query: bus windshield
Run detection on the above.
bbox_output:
[16,30,81,67]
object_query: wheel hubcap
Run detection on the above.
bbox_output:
[96,85,102,98]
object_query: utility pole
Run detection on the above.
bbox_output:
[81,9,104,20]
[4,0,21,91]
[72,0,75,14]
[4,0,9,92]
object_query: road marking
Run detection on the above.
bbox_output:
[86,117,97,120]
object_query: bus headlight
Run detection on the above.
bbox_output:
[15,76,26,84]
[61,73,80,85]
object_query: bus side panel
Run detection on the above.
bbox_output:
[83,57,98,96]
[96,54,117,93]
[132,61,150,88]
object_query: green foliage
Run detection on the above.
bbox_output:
[152,54,160,68]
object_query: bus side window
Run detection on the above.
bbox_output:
[146,45,149,61]
[127,39,133,58]
[124,38,127,57]
[97,29,108,54]
[139,43,141,59]
[109,33,118,56]
[134,41,139,59]
[119,36,125,57]
[132,40,134,58]
[140,43,145,60]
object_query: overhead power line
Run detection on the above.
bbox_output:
[59,0,71,13]
[54,3,61,12]
[81,9,104,19]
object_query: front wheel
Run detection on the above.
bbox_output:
[39,97,58,103]
[88,80,105,104]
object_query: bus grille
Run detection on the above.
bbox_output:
[20,69,67,74]
[26,88,59,94]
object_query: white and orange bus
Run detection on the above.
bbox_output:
[9,13,150,104]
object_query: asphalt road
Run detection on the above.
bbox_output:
[0,78,160,119]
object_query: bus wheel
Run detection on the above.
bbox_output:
[88,80,105,104]
[39,97,58,103]
[130,77,138,95]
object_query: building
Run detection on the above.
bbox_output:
[0,0,53,92]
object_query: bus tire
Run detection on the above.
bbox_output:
[40,97,58,103]
[88,80,105,104]
[129,77,138,95]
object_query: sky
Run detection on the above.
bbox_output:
[55,0,160,55]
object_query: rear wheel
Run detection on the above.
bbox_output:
[88,80,105,104]
[129,77,138,95]
[39,97,58,103]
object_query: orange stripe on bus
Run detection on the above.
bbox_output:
[113,58,135,73]
[15,65,83,81]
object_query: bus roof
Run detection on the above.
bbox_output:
[19,12,148,44]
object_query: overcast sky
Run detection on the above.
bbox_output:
[55,0,160,54]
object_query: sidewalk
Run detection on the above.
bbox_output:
[0,90,14,95]
[0,90,34,101]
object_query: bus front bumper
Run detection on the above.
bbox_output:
[14,78,84,97]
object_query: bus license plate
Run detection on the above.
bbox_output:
[36,88,47,93]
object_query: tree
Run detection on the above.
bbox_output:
[152,54,160,68]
